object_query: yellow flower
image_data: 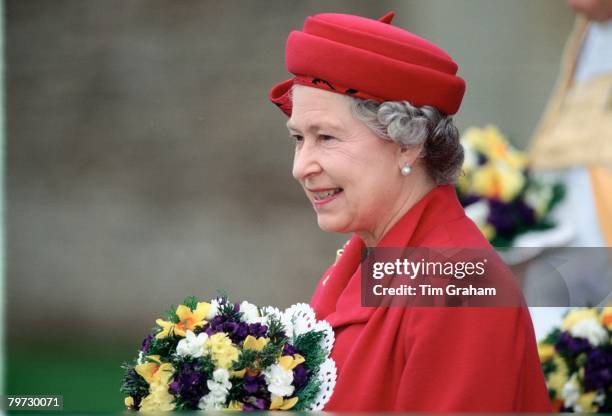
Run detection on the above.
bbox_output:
[207,333,239,369]
[538,343,555,362]
[243,335,269,352]
[225,400,244,411]
[231,369,246,378]
[139,383,175,412]
[562,308,599,331]
[155,302,211,339]
[471,162,524,202]
[479,223,496,241]
[577,391,599,413]
[463,125,506,155]
[548,355,568,401]
[124,396,134,409]
[504,151,527,170]
[135,355,174,387]
[278,354,305,371]
[601,307,612,330]
[269,395,299,410]
[463,125,526,167]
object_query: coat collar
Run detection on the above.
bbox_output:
[310,185,466,327]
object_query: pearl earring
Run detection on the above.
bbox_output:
[401,163,411,176]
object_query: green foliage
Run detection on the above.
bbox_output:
[182,296,200,310]
[294,377,320,411]
[226,378,246,403]
[266,315,288,344]
[542,328,560,345]
[541,358,556,376]
[548,183,565,212]
[147,335,179,358]
[232,349,258,371]
[119,363,149,404]
[259,340,285,369]
[164,304,180,323]
[218,298,242,322]
[576,352,588,370]
[291,331,329,410]
[294,331,326,371]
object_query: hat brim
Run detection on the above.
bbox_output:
[269,78,294,117]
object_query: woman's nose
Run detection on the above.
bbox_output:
[292,142,322,180]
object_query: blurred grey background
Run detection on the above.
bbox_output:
[6,0,575,410]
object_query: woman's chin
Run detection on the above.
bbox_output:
[316,214,349,233]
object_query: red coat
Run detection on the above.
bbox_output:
[310,185,551,412]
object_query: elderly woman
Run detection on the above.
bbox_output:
[270,11,551,412]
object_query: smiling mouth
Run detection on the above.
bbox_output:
[311,188,343,201]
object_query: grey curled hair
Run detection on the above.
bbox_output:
[350,98,464,185]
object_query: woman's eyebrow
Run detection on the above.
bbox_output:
[286,120,344,133]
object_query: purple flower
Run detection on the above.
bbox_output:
[293,364,309,389]
[460,194,480,207]
[170,361,210,409]
[488,198,535,239]
[584,348,612,391]
[283,344,298,356]
[204,317,250,343]
[140,335,153,353]
[243,373,266,394]
[243,397,269,411]
[555,331,592,357]
[248,323,268,338]
[124,368,147,409]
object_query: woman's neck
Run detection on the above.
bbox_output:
[357,174,436,247]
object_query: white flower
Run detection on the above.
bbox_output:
[176,330,209,358]
[594,391,606,406]
[198,394,224,411]
[524,184,552,219]
[211,368,231,386]
[198,369,232,410]
[570,318,609,346]
[462,141,478,172]
[259,306,283,328]
[562,376,581,410]
[465,200,490,227]
[240,301,262,324]
[206,298,220,320]
[281,317,294,339]
[263,363,295,397]
[137,350,145,365]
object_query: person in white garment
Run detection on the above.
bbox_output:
[529,0,612,340]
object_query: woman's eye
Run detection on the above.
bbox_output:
[291,134,304,143]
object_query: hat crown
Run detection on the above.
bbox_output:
[303,13,458,75]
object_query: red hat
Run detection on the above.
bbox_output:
[269,11,466,116]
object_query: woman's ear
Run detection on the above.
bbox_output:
[396,144,424,171]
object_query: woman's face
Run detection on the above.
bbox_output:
[287,85,409,238]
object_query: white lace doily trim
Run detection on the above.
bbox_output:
[313,319,334,354]
[307,358,337,411]
[283,303,316,340]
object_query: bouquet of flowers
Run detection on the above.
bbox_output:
[121,296,336,411]
[457,125,565,248]
[538,307,612,412]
